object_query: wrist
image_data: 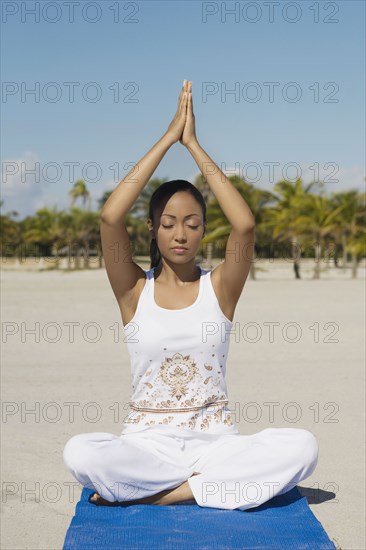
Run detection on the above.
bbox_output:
[162,131,177,148]
[185,139,200,152]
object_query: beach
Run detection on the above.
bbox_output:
[1,259,365,550]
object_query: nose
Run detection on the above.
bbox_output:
[174,226,187,242]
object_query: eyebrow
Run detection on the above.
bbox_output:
[161,214,201,219]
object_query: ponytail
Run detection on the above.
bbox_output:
[150,237,161,269]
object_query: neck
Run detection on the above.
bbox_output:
[154,262,200,285]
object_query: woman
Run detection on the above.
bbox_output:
[63,79,319,510]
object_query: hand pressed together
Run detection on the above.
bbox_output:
[166,79,198,147]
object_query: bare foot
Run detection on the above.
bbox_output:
[89,473,201,507]
[89,492,120,506]
[89,491,156,506]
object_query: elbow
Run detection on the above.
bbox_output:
[242,219,256,234]
[100,209,124,225]
[100,210,112,224]
[248,218,256,230]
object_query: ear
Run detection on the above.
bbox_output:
[147,219,155,237]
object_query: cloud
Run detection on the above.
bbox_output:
[326,164,365,192]
[1,151,49,217]
[1,152,118,218]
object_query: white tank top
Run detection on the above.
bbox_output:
[120,265,240,436]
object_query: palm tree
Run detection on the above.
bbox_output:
[75,209,101,269]
[264,179,323,279]
[22,207,61,267]
[294,189,348,279]
[329,190,366,271]
[64,208,100,269]
[347,224,366,278]
[0,201,21,260]
[69,179,92,210]
[57,210,75,269]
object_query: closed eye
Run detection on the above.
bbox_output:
[162,225,200,230]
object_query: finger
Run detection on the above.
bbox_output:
[178,92,188,114]
[188,92,193,114]
[181,79,188,95]
[178,88,186,107]
[178,81,186,104]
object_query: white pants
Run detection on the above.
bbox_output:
[63,426,319,511]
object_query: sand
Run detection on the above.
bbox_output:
[1,258,365,549]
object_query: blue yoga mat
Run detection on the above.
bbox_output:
[63,486,335,549]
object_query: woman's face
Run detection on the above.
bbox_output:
[148,192,205,263]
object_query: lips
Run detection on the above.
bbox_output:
[171,247,187,250]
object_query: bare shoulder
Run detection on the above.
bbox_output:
[118,263,148,326]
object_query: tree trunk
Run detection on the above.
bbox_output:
[97,244,103,268]
[351,254,358,278]
[292,237,301,279]
[66,243,72,270]
[75,247,81,269]
[313,240,321,279]
[341,233,347,270]
[83,242,90,269]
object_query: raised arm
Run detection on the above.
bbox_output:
[100,81,189,308]
[181,80,256,310]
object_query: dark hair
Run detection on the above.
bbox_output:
[148,180,206,269]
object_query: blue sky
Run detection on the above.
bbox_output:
[1,0,365,218]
